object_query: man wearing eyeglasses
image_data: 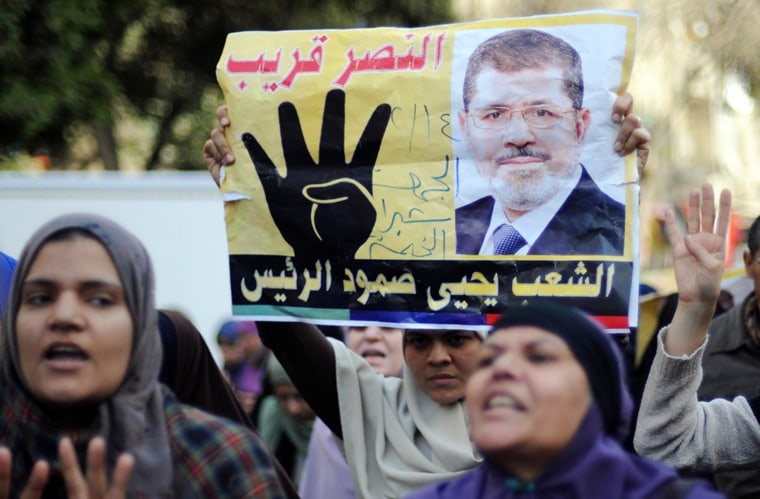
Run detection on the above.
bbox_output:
[455,29,626,256]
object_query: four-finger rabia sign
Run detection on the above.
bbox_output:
[216,9,639,332]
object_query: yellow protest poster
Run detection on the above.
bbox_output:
[216,9,639,331]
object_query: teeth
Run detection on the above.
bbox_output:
[46,345,87,360]
[487,395,519,409]
[51,345,83,354]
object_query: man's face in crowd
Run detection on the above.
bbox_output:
[743,246,760,303]
[459,66,591,217]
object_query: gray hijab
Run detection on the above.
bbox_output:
[1,213,172,495]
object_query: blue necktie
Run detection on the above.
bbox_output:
[493,223,526,255]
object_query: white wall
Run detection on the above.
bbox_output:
[0,171,232,362]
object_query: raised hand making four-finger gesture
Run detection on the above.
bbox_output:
[241,89,391,263]
[665,183,733,356]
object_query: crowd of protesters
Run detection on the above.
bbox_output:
[4,26,760,499]
[0,186,738,498]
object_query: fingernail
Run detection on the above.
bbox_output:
[614,141,623,152]
[221,117,230,127]
[612,113,622,123]
[225,154,234,164]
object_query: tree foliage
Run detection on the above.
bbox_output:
[0,0,452,170]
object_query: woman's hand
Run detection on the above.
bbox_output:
[664,183,732,356]
[0,437,134,499]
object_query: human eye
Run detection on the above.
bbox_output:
[278,392,303,403]
[474,108,508,126]
[20,284,54,306]
[87,294,116,306]
[83,283,124,307]
[85,287,123,307]
[528,353,552,363]
[475,343,500,367]
[528,106,560,119]
[477,352,495,367]
[446,334,470,347]
[23,292,52,306]
[527,347,557,364]
[406,334,431,349]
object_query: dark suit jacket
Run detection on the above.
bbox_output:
[456,166,626,255]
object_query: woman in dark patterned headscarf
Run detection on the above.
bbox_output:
[0,213,286,498]
[407,302,723,499]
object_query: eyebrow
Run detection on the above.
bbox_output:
[484,336,562,350]
[408,330,476,337]
[22,278,124,292]
[475,97,564,110]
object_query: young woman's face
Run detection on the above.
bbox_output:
[403,330,482,405]
[15,236,133,405]
[274,384,315,423]
[465,326,590,479]
[347,325,404,376]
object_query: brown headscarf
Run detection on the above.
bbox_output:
[156,311,299,498]
[0,213,173,495]
[158,309,253,425]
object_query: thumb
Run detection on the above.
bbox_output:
[683,234,724,272]
[302,178,373,205]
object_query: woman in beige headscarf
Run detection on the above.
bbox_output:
[256,322,484,499]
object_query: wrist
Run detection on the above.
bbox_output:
[674,298,717,324]
[665,304,713,356]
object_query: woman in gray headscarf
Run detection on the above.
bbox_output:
[0,213,286,498]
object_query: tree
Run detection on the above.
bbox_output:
[0,0,452,171]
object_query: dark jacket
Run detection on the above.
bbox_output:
[455,166,626,256]
[698,293,760,498]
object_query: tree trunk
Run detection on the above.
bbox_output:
[94,123,119,171]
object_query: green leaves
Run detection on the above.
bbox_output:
[0,0,451,170]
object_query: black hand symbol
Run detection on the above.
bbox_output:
[242,89,391,263]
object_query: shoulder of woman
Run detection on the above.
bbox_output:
[167,400,283,485]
